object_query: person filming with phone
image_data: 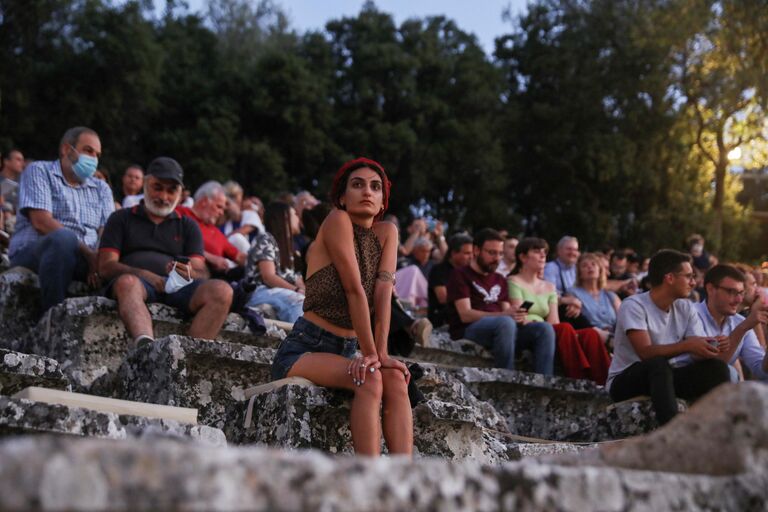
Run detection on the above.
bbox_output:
[98,157,233,348]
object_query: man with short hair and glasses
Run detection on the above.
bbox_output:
[695,264,768,382]
[446,228,555,375]
[607,249,733,426]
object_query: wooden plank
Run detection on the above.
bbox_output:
[13,387,198,424]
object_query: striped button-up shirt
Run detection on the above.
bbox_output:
[9,159,115,258]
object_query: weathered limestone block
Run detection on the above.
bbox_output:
[0,268,42,350]
[440,366,611,442]
[107,335,274,443]
[597,382,768,475]
[599,396,687,440]
[414,329,494,368]
[21,296,279,390]
[243,378,516,463]
[0,396,225,447]
[0,430,766,511]
[0,349,69,395]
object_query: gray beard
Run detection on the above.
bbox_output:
[144,198,178,217]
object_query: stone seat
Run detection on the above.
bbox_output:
[14,386,198,424]
[18,296,283,390]
[0,394,225,447]
[0,349,69,395]
[105,335,275,443]
[241,377,517,463]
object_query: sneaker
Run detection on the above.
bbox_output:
[132,335,155,350]
[410,318,433,347]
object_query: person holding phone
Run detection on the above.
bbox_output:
[98,157,234,348]
[446,228,556,376]
[509,238,612,384]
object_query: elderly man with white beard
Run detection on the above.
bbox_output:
[97,157,233,348]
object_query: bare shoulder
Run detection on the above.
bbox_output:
[320,209,353,234]
[541,279,556,293]
[372,220,398,241]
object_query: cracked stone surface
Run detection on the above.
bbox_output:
[0,396,225,447]
[18,297,280,390]
[104,335,275,443]
[1,386,767,512]
[0,349,69,396]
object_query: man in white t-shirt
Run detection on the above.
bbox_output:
[695,264,768,382]
[607,249,734,425]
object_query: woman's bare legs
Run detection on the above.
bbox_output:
[380,369,413,455]
[288,352,383,456]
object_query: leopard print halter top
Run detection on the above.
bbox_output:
[303,223,381,329]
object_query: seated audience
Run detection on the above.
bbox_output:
[686,233,714,271]
[734,263,766,348]
[542,236,585,324]
[177,181,246,278]
[568,252,621,344]
[510,238,611,384]
[496,236,518,277]
[9,126,114,312]
[447,229,555,375]
[695,264,768,382]
[607,250,732,426]
[120,165,144,208]
[428,234,473,327]
[606,250,638,298]
[407,237,435,279]
[98,157,233,346]
[243,202,305,323]
[220,180,264,253]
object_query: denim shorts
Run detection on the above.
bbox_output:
[271,317,358,380]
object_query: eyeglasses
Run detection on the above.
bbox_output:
[673,272,696,281]
[715,285,745,299]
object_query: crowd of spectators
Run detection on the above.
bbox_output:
[2,126,768,430]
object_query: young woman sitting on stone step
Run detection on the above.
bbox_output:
[270,157,412,457]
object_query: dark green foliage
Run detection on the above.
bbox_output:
[0,0,765,259]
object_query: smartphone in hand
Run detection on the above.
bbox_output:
[520,300,534,312]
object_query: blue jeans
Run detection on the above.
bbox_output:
[10,229,88,312]
[246,285,304,323]
[271,317,358,380]
[464,317,555,376]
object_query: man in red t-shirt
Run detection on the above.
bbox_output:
[176,181,246,277]
[447,228,555,375]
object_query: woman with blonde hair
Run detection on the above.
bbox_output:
[568,252,621,344]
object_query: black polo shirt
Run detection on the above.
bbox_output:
[99,204,204,277]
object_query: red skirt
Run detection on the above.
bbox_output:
[553,323,611,385]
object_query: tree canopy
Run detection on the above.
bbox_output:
[1,0,766,260]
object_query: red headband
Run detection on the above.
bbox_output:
[331,157,391,221]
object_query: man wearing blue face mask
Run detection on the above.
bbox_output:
[9,126,115,312]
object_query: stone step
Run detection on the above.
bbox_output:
[13,387,198,424]
[0,395,225,447]
[0,349,69,396]
[104,335,275,444]
[445,366,687,441]
[18,296,282,390]
[241,378,516,463]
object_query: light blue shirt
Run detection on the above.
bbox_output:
[9,159,114,258]
[569,286,618,330]
[543,259,575,296]
[693,301,768,382]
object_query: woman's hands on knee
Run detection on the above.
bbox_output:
[348,354,380,386]
[379,356,410,385]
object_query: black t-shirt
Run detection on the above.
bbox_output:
[427,260,455,326]
[99,204,204,277]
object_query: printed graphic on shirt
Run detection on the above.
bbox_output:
[472,282,501,303]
